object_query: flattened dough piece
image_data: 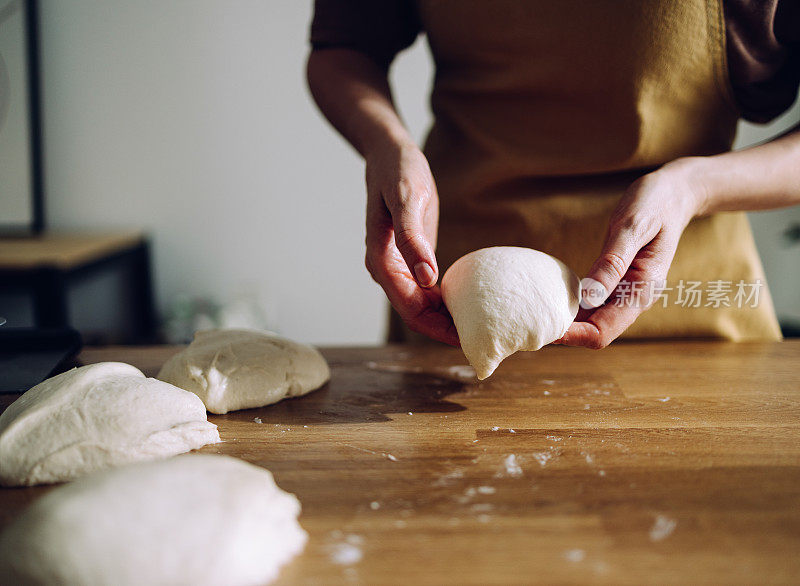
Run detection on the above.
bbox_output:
[157,329,330,414]
[442,247,580,379]
[0,362,220,487]
[0,454,307,586]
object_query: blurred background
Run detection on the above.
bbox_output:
[1,0,798,345]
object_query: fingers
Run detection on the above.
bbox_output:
[372,255,459,346]
[556,298,642,349]
[554,321,601,348]
[362,143,453,342]
[559,229,680,349]
[582,216,660,308]
[365,215,459,346]
[388,185,438,288]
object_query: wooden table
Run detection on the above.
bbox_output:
[2,341,799,584]
[0,231,156,341]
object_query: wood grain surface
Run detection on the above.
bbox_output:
[0,231,144,269]
[1,341,799,584]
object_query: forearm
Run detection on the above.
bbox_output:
[672,124,800,216]
[306,48,414,158]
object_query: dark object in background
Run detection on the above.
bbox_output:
[0,232,158,345]
[782,223,800,245]
[0,327,82,393]
[0,0,44,235]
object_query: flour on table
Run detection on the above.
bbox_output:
[327,534,364,566]
[563,549,586,563]
[501,454,523,478]
[532,451,554,467]
[649,514,677,541]
[439,365,477,380]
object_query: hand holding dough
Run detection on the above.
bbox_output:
[0,362,220,487]
[442,247,580,379]
[158,329,330,414]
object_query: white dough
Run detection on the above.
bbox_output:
[0,362,220,487]
[157,329,330,414]
[442,247,580,379]
[0,454,307,586]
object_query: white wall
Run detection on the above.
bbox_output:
[37,1,798,345]
[39,0,404,344]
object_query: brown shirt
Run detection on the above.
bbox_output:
[310,0,800,123]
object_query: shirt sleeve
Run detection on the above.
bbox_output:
[309,0,422,70]
[725,0,800,123]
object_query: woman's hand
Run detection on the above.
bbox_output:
[364,140,459,346]
[556,160,706,349]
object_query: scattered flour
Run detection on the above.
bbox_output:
[327,534,364,566]
[657,397,671,402]
[532,452,553,467]
[433,468,464,487]
[369,501,380,510]
[253,417,262,424]
[545,435,563,442]
[649,515,677,541]
[365,362,423,374]
[541,379,556,385]
[502,454,523,477]
[456,487,478,504]
[476,486,496,495]
[563,549,586,563]
[336,443,398,463]
[442,365,477,380]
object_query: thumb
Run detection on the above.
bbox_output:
[582,228,642,308]
[391,205,438,288]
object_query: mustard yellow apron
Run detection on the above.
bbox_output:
[389,0,781,343]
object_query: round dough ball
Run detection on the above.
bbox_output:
[442,247,580,379]
[157,329,330,414]
[0,362,220,487]
[0,454,307,586]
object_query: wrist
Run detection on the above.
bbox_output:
[364,133,419,166]
[358,116,416,162]
[659,156,714,218]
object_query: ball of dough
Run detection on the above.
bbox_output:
[0,454,307,586]
[0,362,220,487]
[442,247,580,380]
[157,329,330,414]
